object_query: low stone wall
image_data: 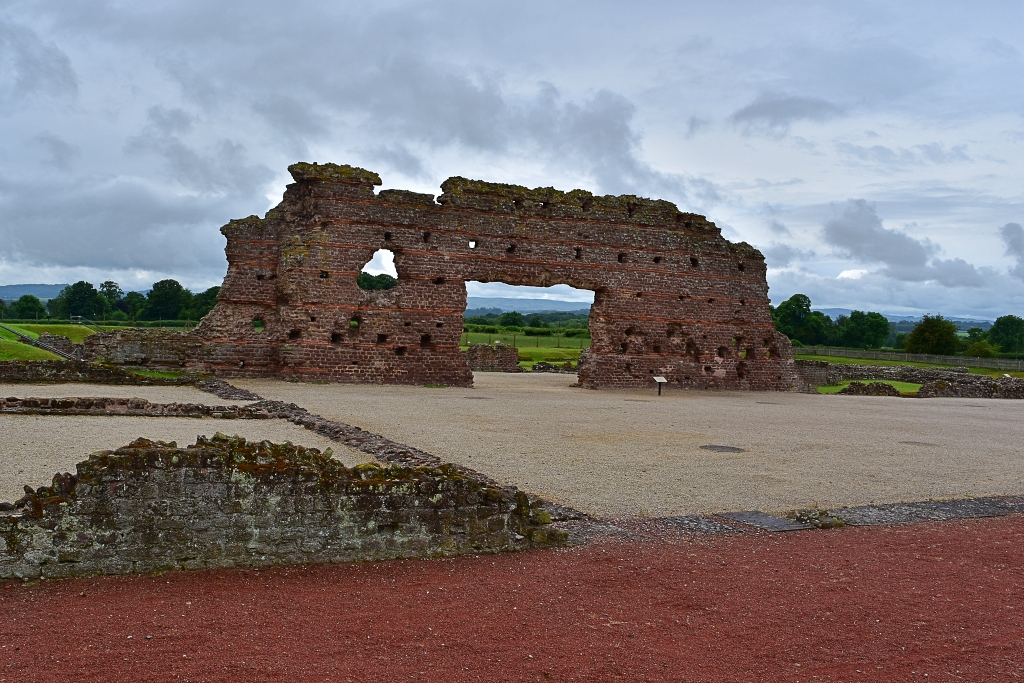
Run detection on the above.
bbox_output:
[36,333,77,356]
[0,360,194,385]
[0,434,564,580]
[0,396,267,419]
[465,342,521,372]
[82,328,197,368]
[918,376,1024,399]
[825,363,970,384]
[793,360,1024,399]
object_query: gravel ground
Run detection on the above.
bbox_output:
[234,373,1024,518]
[0,383,254,405]
[0,415,362,503]
[2,516,1021,682]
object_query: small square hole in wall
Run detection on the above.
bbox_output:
[469,240,477,249]
[434,277,445,285]
[404,322,411,327]
[574,247,582,259]
[349,318,361,330]
[653,256,662,264]
[395,346,407,356]
[377,333,388,344]
[618,253,627,263]
[320,271,329,279]
[384,231,392,241]
[288,329,301,340]
[422,231,431,243]
[507,244,516,253]
[690,257,699,267]
[330,332,342,344]
[420,334,432,347]
[309,316,316,322]
[252,319,265,332]
[435,322,443,328]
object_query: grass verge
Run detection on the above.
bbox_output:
[0,339,60,361]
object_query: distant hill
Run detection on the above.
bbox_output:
[465,297,591,313]
[0,284,69,303]
[814,308,992,330]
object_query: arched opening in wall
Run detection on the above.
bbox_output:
[357,249,398,291]
[463,282,594,372]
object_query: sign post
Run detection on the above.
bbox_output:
[653,376,668,396]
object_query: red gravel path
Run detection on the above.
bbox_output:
[2,516,1022,682]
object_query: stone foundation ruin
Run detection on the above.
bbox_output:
[0,434,563,580]
[85,162,797,390]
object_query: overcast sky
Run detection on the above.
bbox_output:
[2,1,1022,317]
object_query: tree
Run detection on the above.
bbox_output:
[179,286,220,320]
[123,292,147,321]
[965,340,999,358]
[0,299,6,317]
[498,311,525,327]
[144,279,191,320]
[48,281,106,318]
[99,281,124,308]
[10,295,47,319]
[526,314,547,328]
[836,310,890,349]
[356,272,397,290]
[905,315,960,355]
[987,315,1024,354]
[966,327,987,343]
[771,294,835,345]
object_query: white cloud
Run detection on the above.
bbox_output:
[837,269,869,279]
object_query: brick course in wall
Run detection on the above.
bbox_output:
[81,162,799,390]
[0,434,564,580]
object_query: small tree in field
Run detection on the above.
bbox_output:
[905,315,959,355]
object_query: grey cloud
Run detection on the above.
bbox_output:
[125,115,272,195]
[365,145,428,179]
[768,220,789,235]
[34,132,79,170]
[729,92,843,135]
[836,142,970,167]
[823,199,933,267]
[0,173,232,274]
[0,20,77,105]
[1001,222,1024,281]
[252,95,329,157]
[762,243,813,267]
[685,116,708,138]
[823,199,985,287]
[145,106,194,136]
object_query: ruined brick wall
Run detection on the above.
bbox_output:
[0,435,562,580]
[82,328,197,368]
[465,342,521,372]
[188,162,796,390]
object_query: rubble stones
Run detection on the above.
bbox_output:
[837,381,902,396]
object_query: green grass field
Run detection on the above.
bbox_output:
[0,339,60,361]
[796,353,1024,379]
[461,331,589,370]
[9,324,98,343]
[816,379,923,395]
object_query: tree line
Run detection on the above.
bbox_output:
[771,293,1024,357]
[0,280,220,322]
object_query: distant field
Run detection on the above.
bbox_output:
[816,379,923,395]
[796,353,1024,379]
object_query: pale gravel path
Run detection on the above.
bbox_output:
[233,373,1024,519]
[0,415,363,504]
[0,383,255,405]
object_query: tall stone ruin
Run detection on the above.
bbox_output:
[98,162,798,390]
